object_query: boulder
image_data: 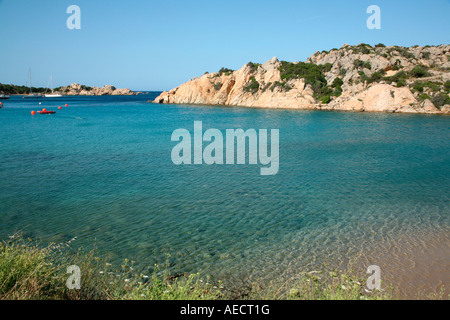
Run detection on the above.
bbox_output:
[420,99,440,113]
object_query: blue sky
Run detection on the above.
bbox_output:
[0,0,449,91]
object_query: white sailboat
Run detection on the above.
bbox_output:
[44,75,63,98]
[24,68,43,98]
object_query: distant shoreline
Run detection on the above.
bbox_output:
[6,93,148,96]
[0,82,145,96]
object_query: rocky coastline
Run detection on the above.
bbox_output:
[154,44,450,114]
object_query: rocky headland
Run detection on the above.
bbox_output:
[154,44,450,114]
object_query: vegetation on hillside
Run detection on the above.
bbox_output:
[213,82,223,91]
[277,61,341,103]
[0,83,46,95]
[353,59,372,70]
[351,43,374,55]
[247,62,261,72]
[408,65,432,78]
[217,67,234,76]
[430,93,450,107]
[244,77,260,93]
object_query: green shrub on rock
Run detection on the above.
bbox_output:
[217,68,234,76]
[244,77,260,94]
[444,81,450,92]
[409,65,431,78]
[431,93,450,107]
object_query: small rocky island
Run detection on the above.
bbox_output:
[154,43,450,114]
[56,83,138,96]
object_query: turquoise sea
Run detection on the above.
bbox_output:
[0,95,449,287]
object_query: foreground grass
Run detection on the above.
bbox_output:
[0,235,443,300]
[0,235,222,300]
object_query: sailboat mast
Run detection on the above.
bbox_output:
[29,68,33,94]
[45,75,51,95]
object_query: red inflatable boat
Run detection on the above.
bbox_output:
[37,110,56,114]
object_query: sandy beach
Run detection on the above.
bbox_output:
[359,228,449,299]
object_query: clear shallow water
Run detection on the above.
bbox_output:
[0,95,449,280]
